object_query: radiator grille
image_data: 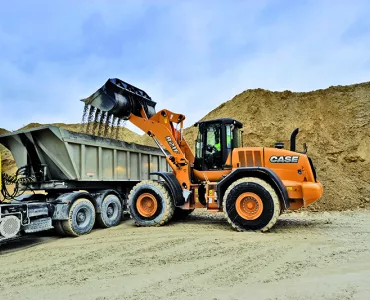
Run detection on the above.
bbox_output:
[238,151,263,167]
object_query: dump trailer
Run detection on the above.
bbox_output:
[0,126,169,241]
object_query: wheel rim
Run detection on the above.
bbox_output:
[136,193,158,217]
[106,202,119,220]
[235,192,263,220]
[76,207,91,227]
[107,204,114,217]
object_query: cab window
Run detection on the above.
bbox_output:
[204,123,222,170]
[195,130,203,158]
[206,123,221,152]
[233,126,241,148]
[225,124,233,150]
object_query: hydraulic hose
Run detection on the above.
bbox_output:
[1,167,36,201]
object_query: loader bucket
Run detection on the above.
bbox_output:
[82,78,157,119]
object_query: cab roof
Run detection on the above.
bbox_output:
[195,118,243,128]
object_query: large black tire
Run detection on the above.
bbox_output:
[128,180,175,226]
[53,220,66,236]
[62,198,96,237]
[223,177,280,232]
[172,207,195,220]
[97,194,123,228]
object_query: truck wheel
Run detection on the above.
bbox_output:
[223,177,280,232]
[53,220,66,236]
[97,194,123,228]
[62,198,96,237]
[172,207,195,220]
[128,180,175,226]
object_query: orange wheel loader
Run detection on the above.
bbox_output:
[82,78,323,231]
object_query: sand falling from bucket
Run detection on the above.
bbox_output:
[81,104,126,139]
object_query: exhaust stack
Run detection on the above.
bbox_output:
[290,128,299,152]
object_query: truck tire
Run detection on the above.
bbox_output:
[97,194,123,228]
[62,198,96,237]
[172,207,195,220]
[223,177,280,232]
[128,180,175,226]
[53,220,66,236]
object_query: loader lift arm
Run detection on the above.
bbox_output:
[130,107,194,191]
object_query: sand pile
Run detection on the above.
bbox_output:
[0,128,8,135]
[0,128,15,175]
[185,82,370,210]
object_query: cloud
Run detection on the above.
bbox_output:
[0,0,369,132]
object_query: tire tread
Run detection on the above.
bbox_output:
[96,195,122,228]
[128,180,174,227]
[62,198,96,237]
[223,177,280,232]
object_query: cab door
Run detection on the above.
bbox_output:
[194,122,231,171]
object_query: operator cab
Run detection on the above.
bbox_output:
[194,118,243,171]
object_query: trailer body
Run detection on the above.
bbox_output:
[0,126,169,241]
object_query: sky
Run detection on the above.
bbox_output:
[0,0,370,133]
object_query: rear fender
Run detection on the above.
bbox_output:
[217,167,290,210]
[52,192,94,220]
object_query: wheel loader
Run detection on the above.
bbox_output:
[82,78,323,231]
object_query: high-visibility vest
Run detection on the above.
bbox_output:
[215,136,231,151]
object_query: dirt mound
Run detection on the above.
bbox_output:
[0,128,15,176]
[185,82,370,211]
[0,128,9,135]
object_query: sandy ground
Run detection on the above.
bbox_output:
[1,210,370,300]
